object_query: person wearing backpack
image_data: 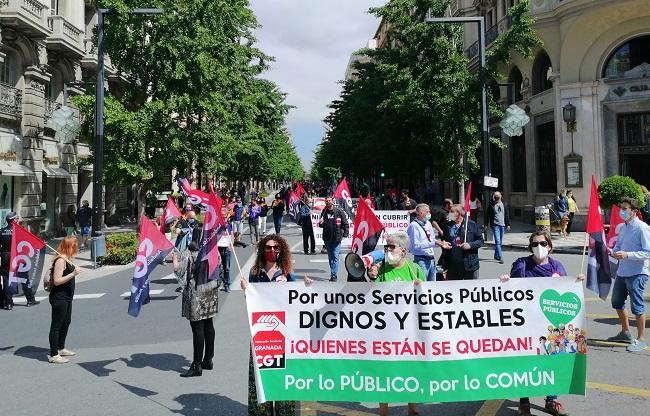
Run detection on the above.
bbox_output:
[47,236,81,364]
[298,195,316,255]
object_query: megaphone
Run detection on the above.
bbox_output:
[345,250,385,280]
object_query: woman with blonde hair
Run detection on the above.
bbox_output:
[48,236,81,364]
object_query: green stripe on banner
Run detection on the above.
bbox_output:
[259,354,587,403]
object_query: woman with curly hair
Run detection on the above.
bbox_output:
[241,234,312,415]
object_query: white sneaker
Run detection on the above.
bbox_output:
[48,355,69,364]
[58,348,76,357]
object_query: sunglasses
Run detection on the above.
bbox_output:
[264,245,281,253]
[531,241,549,247]
[384,244,397,251]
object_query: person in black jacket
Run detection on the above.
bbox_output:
[441,204,484,280]
[1,212,39,309]
[318,196,349,282]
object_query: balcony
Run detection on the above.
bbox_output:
[0,83,22,120]
[465,15,512,60]
[46,15,85,58]
[0,0,50,37]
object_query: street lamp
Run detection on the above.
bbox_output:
[424,16,489,204]
[563,102,577,154]
[92,7,164,240]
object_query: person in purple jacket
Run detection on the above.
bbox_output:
[499,230,585,416]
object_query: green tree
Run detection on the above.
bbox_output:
[313,0,540,183]
[75,0,302,218]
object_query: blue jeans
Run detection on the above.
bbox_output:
[491,225,505,260]
[414,256,436,282]
[324,240,341,278]
[273,215,283,234]
[611,274,648,315]
[218,247,231,287]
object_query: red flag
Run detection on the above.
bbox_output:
[606,204,624,249]
[8,223,46,294]
[464,181,472,213]
[295,182,305,197]
[365,193,374,209]
[201,189,225,281]
[129,216,175,317]
[160,197,183,234]
[585,175,612,300]
[351,197,384,256]
[333,177,354,221]
[178,178,210,207]
[288,190,301,221]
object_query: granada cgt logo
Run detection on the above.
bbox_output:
[252,312,286,370]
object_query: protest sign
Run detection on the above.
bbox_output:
[312,210,409,247]
[246,278,587,404]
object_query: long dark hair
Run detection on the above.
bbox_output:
[251,234,293,276]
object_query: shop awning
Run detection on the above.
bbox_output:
[0,161,33,176]
[43,165,71,179]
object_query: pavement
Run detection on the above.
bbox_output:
[484,219,588,254]
[1,217,649,415]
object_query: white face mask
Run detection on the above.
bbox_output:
[447,213,456,222]
[532,245,549,260]
[386,250,402,265]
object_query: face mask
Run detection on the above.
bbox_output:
[620,210,633,222]
[447,213,456,222]
[386,250,402,265]
[532,245,549,260]
[424,213,432,222]
[264,251,279,263]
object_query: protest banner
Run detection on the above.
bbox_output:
[312,210,409,247]
[246,278,587,404]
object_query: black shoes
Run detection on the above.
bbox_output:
[2,304,12,310]
[180,362,203,377]
[201,359,213,370]
[330,275,338,282]
[26,300,40,307]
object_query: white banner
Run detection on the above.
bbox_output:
[312,210,410,247]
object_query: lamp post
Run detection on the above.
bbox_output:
[563,102,577,154]
[425,16,489,206]
[92,7,163,239]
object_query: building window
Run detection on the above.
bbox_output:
[510,133,527,192]
[536,121,557,194]
[532,51,553,95]
[508,66,523,103]
[0,55,17,86]
[603,35,650,79]
[618,112,650,147]
[0,177,14,228]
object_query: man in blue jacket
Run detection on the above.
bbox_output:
[440,204,484,280]
[318,196,349,282]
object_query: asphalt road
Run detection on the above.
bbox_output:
[1,221,648,415]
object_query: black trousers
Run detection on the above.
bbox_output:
[567,212,575,234]
[190,318,215,364]
[49,299,73,356]
[301,221,315,254]
[1,272,36,306]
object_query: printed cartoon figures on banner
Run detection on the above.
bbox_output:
[538,324,587,355]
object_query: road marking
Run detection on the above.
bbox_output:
[588,339,649,350]
[299,401,318,416]
[476,400,504,416]
[73,293,106,299]
[120,289,164,297]
[587,382,650,398]
[157,274,176,281]
[309,259,329,263]
[12,296,48,303]
[587,313,631,319]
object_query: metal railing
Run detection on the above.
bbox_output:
[0,0,49,29]
[466,16,512,60]
[0,83,22,118]
[47,15,84,52]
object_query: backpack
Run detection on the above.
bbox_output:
[44,256,65,292]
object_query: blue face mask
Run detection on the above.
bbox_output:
[424,213,432,222]
[620,209,633,222]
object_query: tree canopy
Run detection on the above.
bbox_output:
[312,0,539,183]
[75,0,303,190]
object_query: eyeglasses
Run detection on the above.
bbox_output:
[264,245,281,253]
[384,244,397,251]
[531,241,549,247]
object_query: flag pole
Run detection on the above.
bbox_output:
[45,243,81,268]
[464,211,469,242]
[225,226,245,284]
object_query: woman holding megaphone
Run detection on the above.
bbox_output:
[367,232,423,416]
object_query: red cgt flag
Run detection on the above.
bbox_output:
[606,204,624,249]
[160,196,183,234]
[295,182,306,197]
[351,197,384,256]
[8,223,46,294]
[201,189,226,281]
[334,177,355,221]
[585,175,612,300]
[464,181,473,213]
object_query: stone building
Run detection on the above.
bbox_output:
[454,0,650,223]
[0,0,120,235]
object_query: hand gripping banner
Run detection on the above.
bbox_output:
[246,278,587,404]
[8,223,46,294]
[128,216,174,317]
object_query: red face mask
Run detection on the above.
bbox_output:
[265,251,279,263]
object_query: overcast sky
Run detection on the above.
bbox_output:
[249,0,384,171]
